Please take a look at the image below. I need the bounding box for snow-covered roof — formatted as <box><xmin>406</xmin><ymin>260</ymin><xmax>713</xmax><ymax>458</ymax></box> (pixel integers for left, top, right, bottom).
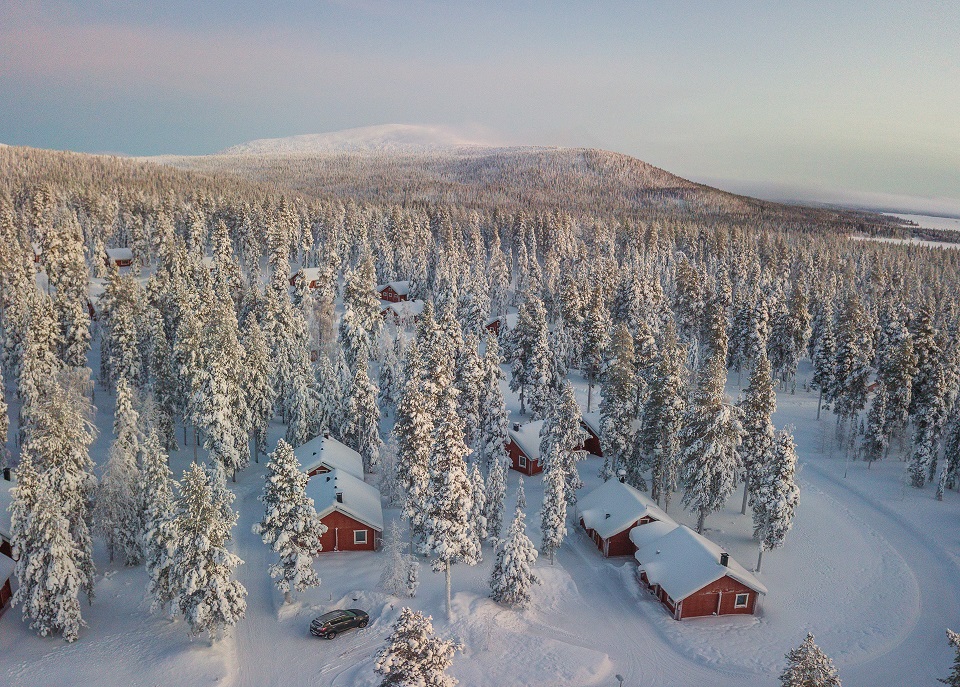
<box><xmin>295</xmin><ymin>435</ymin><xmax>364</xmax><ymax>480</ymax></box>
<box><xmin>486</xmin><ymin>313</ymin><xmax>519</xmax><ymax>330</ymax></box>
<box><xmin>31</xmin><ymin>241</ymin><xmax>42</xmax><ymax>257</ymax></box>
<box><xmin>377</xmin><ymin>280</ymin><xmax>410</xmax><ymax>296</ymax></box>
<box><xmin>305</xmin><ymin>469</ymin><xmax>384</xmax><ymax>532</ymax></box>
<box><xmin>508</xmin><ymin>420</ymin><xmax>545</xmax><ymax>462</ymax></box>
<box><xmin>634</xmin><ymin>525</ymin><xmax>767</xmax><ymax>601</ymax></box>
<box><xmin>0</xmin><ymin>478</ymin><xmax>14</xmax><ymax>542</ymax></box>
<box><xmin>297</xmin><ymin>267</ymin><xmax>324</xmax><ymax>283</ymax></box>
<box><xmin>577</xmin><ymin>479</ymin><xmax>674</xmax><ymax>540</ymax></box>
<box><xmin>104</xmin><ymin>247</ymin><xmax>134</xmax><ymax>261</ymax></box>
<box><xmin>580</xmin><ymin>411</ymin><xmax>641</xmax><ymax>440</ymax></box>
<box><xmin>0</xmin><ymin>552</ymin><xmax>13</xmax><ymax>584</ymax></box>
<box><xmin>381</xmin><ymin>299</ymin><xmax>425</xmax><ymax>319</ymax></box>
<box><xmin>628</xmin><ymin>520</ymin><xmax>678</xmax><ymax>551</ymax></box>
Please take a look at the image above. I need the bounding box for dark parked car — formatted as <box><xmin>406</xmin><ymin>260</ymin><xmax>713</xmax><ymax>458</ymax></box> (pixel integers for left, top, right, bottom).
<box><xmin>310</xmin><ymin>609</ymin><xmax>369</xmax><ymax>639</ymax></box>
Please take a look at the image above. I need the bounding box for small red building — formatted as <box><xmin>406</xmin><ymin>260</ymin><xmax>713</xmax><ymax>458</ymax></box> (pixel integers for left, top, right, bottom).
<box><xmin>380</xmin><ymin>299</ymin><xmax>425</xmax><ymax>326</ymax></box>
<box><xmin>506</xmin><ymin>421</ymin><xmax>544</xmax><ymax>475</ymax></box>
<box><xmin>579</xmin><ymin>411</ymin><xmax>604</xmax><ymax>456</ymax></box>
<box><xmin>104</xmin><ymin>247</ymin><xmax>134</xmax><ymax>268</ymax></box>
<box><xmin>376</xmin><ymin>281</ymin><xmax>410</xmax><ymax>303</ymax></box>
<box><xmin>306</xmin><ymin>469</ymin><xmax>383</xmax><ymax>553</ymax></box>
<box><xmin>0</xmin><ymin>475</ymin><xmax>13</xmax><ymax>560</ymax></box>
<box><xmin>295</xmin><ymin>434</ymin><xmax>364</xmax><ymax>480</ymax></box>
<box><xmin>634</xmin><ymin>525</ymin><xmax>767</xmax><ymax>620</ymax></box>
<box><xmin>290</xmin><ymin>267</ymin><xmax>325</xmax><ymax>289</ymax></box>
<box><xmin>32</xmin><ymin>242</ymin><xmax>42</xmax><ymax>264</ymax></box>
<box><xmin>0</xmin><ymin>552</ymin><xmax>13</xmax><ymax>616</ymax></box>
<box><xmin>484</xmin><ymin>312</ymin><xmax>518</xmax><ymax>338</ymax></box>
<box><xmin>577</xmin><ymin>477</ymin><xmax>673</xmax><ymax>557</ymax></box>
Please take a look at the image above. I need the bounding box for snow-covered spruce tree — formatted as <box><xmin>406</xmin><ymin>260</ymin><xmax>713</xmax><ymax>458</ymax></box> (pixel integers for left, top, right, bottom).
<box><xmin>421</xmin><ymin>351</ymin><xmax>480</xmax><ymax>620</ymax></box>
<box><xmin>345</xmin><ymin>363</ymin><xmax>382</xmax><ymax>473</ymax></box>
<box><xmin>680</xmin><ymin>352</ymin><xmax>744</xmax><ymax>534</ymax></box>
<box><xmin>909</xmin><ymin>348</ymin><xmax>951</xmax><ymax>488</ymax></box>
<box><xmin>538</xmin><ymin>380</ymin><xmax>588</xmax><ymax>500</ymax></box>
<box><xmin>284</xmin><ymin>348</ymin><xmax>319</xmax><ymax>450</ymax></box>
<box><xmin>243</xmin><ymin>319</ymin><xmax>275</xmax><ymax>463</ymax></box>
<box><xmin>170</xmin><ymin>463</ymin><xmax>247</xmax><ymax>639</ymax></box>
<box><xmin>373</xmin><ymin>607</ymin><xmax>462</xmax><ymax>687</ymax></box>
<box><xmin>46</xmin><ymin>211</ymin><xmax>91</xmax><ymax>369</ymax></box>
<box><xmin>11</xmin><ymin>454</ymin><xmax>85</xmax><ymax>642</ymax></box>
<box><xmin>811</xmin><ymin>301</ymin><xmax>837</xmax><ymax>419</ymax></box>
<box><xmin>738</xmin><ymin>349</ymin><xmax>776</xmax><ymax>515</ymax></box>
<box><xmin>378</xmin><ymin>521</ymin><xmax>419</xmax><ymax>598</ymax></box>
<box><xmin>468</xmin><ymin>462</ymin><xmax>487</xmax><ymax>555</ymax></box>
<box><xmin>752</xmin><ymin>428</ymin><xmax>800</xmax><ymax>572</ymax></box>
<box><xmin>778</xmin><ymin>633</ymin><xmax>842</xmax><ymax>687</ymax></box>
<box><xmin>490</xmin><ymin>504</ymin><xmax>541</xmax><ymax>608</ymax></box>
<box><xmin>0</xmin><ymin>363</ymin><xmax>8</xmax><ymax>465</ymax></box>
<box><xmin>94</xmin><ymin>376</ymin><xmax>144</xmax><ymax>565</ymax></box>
<box><xmin>476</xmin><ymin>333</ymin><xmax>511</xmax><ymax>476</ymax></box>
<box><xmin>485</xmin><ymin>450</ymin><xmax>508</xmax><ymax>543</ymax></box>
<box><xmin>941</xmin><ymin>629</ymin><xmax>960</xmax><ymax>687</ymax></box>
<box><xmin>876</xmin><ymin>322</ymin><xmax>917</xmax><ymax>445</ymax></box>
<box><xmin>313</xmin><ymin>352</ymin><xmax>342</xmax><ymax>440</ymax></box>
<box><xmin>377</xmin><ymin>338</ymin><xmax>401</xmax><ymax>416</ymax></box>
<box><xmin>454</xmin><ymin>334</ymin><xmax>484</xmax><ymax>449</ymax></box>
<box><xmin>23</xmin><ymin>368</ymin><xmax>98</xmax><ymax>602</ymax></box>
<box><xmin>539</xmin><ymin>445</ymin><xmax>568</xmax><ymax>564</ymax></box>
<box><xmin>641</xmin><ymin>323</ymin><xmax>687</xmax><ymax>512</ymax></box>
<box><xmin>17</xmin><ymin>292</ymin><xmax>60</xmax><ymax>443</ymax></box>
<box><xmin>831</xmin><ymin>292</ymin><xmax>873</xmax><ymax>447</ymax></box>
<box><xmin>599</xmin><ymin>324</ymin><xmax>638</xmax><ymax>482</ymax></box>
<box><xmin>393</xmin><ymin>340</ymin><xmax>434</xmax><ymax>545</ymax></box>
<box><xmin>253</xmin><ymin>439</ymin><xmax>326</xmax><ymax>603</ymax></box>
<box><xmin>581</xmin><ymin>285</ymin><xmax>611</xmax><ymax>413</ymax></box>
<box><xmin>141</xmin><ymin>428</ymin><xmax>178</xmax><ymax>617</ymax></box>
<box><xmin>508</xmin><ymin>294</ymin><xmax>552</xmax><ymax>418</ymax></box>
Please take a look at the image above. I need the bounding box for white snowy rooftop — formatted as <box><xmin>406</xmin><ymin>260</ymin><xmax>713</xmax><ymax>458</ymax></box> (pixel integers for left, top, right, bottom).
<box><xmin>381</xmin><ymin>299</ymin><xmax>425</xmax><ymax>319</ymax></box>
<box><xmin>305</xmin><ymin>469</ymin><xmax>384</xmax><ymax>532</ymax></box>
<box><xmin>580</xmin><ymin>411</ymin><xmax>641</xmax><ymax>440</ymax></box>
<box><xmin>295</xmin><ymin>435</ymin><xmax>364</xmax><ymax>480</ymax></box>
<box><xmin>577</xmin><ymin>478</ymin><xmax>673</xmax><ymax>540</ymax></box>
<box><xmin>297</xmin><ymin>267</ymin><xmax>324</xmax><ymax>283</ymax></box>
<box><xmin>485</xmin><ymin>313</ymin><xmax>519</xmax><ymax>330</ymax></box>
<box><xmin>634</xmin><ymin>525</ymin><xmax>767</xmax><ymax>601</ymax></box>
<box><xmin>0</xmin><ymin>478</ymin><xmax>14</xmax><ymax>542</ymax></box>
<box><xmin>0</xmin><ymin>552</ymin><xmax>13</xmax><ymax>584</ymax></box>
<box><xmin>376</xmin><ymin>280</ymin><xmax>410</xmax><ymax>296</ymax></box>
<box><xmin>508</xmin><ymin>419</ymin><xmax>545</xmax><ymax>462</ymax></box>
<box><xmin>104</xmin><ymin>247</ymin><xmax>134</xmax><ymax>261</ymax></box>
<box><xmin>628</xmin><ymin>519</ymin><xmax>678</xmax><ymax>550</ymax></box>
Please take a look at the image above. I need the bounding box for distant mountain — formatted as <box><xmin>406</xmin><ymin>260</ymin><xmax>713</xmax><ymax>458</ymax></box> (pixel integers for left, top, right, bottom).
<box><xmin>217</xmin><ymin>124</ymin><xmax>513</xmax><ymax>156</ymax></box>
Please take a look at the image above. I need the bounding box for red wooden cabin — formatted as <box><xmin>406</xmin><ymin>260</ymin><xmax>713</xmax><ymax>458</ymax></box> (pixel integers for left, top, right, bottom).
<box><xmin>104</xmin><ymin>247</ymin><xmax>134</xmax><ymax>268</ymax></box>
<box><xmin>506</xmin><ymin>421</ymin><xmax>544</xmax><ymax>476</ymax></box>
<box><xmin>577</xmin><ymin>477</ymin><xmax>673</xmax><ymax>557</ymax></box>
<box><xmin>0</xmin><ymin>552</ymin><xmax>13</xmax><ymax>617</ymax></box>
<box><xmin>290</xmin><ymin>267</ymin><xmax>324</xmax><ymax>289</ymax></box>
<box><xmin>295</xmin><ymin>434</ymin><xmax>365</xmax><ymax>480</ymax></box>
<box><xmin>306</xmin><ymin>469</ymin><xmax>383</xmax><ymax>553</ymax></box>
<box><xmin>376</xmin><ymin>281</ymin><xmax>410</xmax><ymax>303</ymax></box>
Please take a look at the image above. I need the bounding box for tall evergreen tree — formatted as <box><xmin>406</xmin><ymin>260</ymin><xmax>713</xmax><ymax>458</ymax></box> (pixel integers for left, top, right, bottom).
<box><xmin>141</xmin><ymin>429</ymin><xmax>178</xmax><ymax>617</ymax></box>
<box><xmin>778</xmin><ymin>633</ymin><xmax>842</xmax><ymax>687</ymax></box>
<box><xmin>489</xmin><ymin>505</ymin><xmax>540</xmax><ymax>608</ymax></box>
<box><xmin>345</xmin><ymin>363</ymin><xmax>382</xmax><ymax>473</ymax></box>
<box><xmin>539</xmin><ymin>446</ymin><xmax>568</xmax><ymax>564</ymax></box>
<box><xmin>599</xmin><ymin>324</ymin><xmax>638</xmax><ymax>481</ymax></box>
<box><xmin>476</xmin><ymin>333</ymin><xmax>511</xmax><ymax>476</ymax></box>
<box><xmin>831</xmin><ymin>293</ymin><xmax>873</xmax><ymax>443</ymax></box>
<box><xmin>243</xmin><ymin>319</ymin><xmax>276</xmax><ymax>462</ymax></box>
<box><xmin>373</xmin><ymin>607</ymin><xmax>461</xmax><ymax>687</ymax></box>
<box><xmin>752</xmin><ymin>428</ymin><xmax>800</xmax><ymax>572</ymax></box>
<box><xmin>485</xmin><ymin>451</ymin><xmax>508</xmax><ymax>543</ymax></box>
<box><xmin>581</xmin><ymin>286</ymin><xmax>611</xmax><ymax>413</ymax></box>
<box><xmin>538</xmin><ymin>381</ymin><xmax>588</xmax><ymax>500</ymax></box>
<box><xmin>738</xmin><ymin>349</ymin><xmax>776</xmax><ymax>515</ymax></box>
<box><xmin>508</xmin><ymin>295</ymin><xmax>552</xmax><ymax>418</ymax></box>
<box><xmin>393</xmin><ymin>341</ymin><xmax>433</xmax><ymax>546</ymax></box>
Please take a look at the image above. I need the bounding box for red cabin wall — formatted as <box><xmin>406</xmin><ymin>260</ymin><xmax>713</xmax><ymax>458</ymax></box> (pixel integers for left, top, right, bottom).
<box><xmin>677</xmin><ymin>576</ymin><xmax>758</xmax><ymax>619</ymax></box>
<box><xmin>485</xmin><ymin>319</ymin><xmax>501</xmax><ymax>336</ymax></box>
<box><xmin>507</xmin><ymin>440</ymin><xmax>542</xmax><ymax>476</ymax></box>
<box><xmin>317</xmin><ymin>511</ymin><xmax>380</xmax><ymax>552</ymax></box>
<box><xmin>578</xmin><ymin>422</ymin><xmax>602</xmax><ymax>456</ymax></box>
<box><xmin>306</xmin><ymin>465</ymin><xmax>331</xmax><ymax>478</ymax></box>
<box><xmin>0</xmin><ymin>539</ymin><xmax>12</xmax><ymax>559</ymax></box>
<box><xmin>0</xmin><ymin>578</ymin><xmax>11</xmax><ymax>615</ymax></box>
<box><xmin>379</xmin><ymin>287</ymin><xmax>406</xmax><ymax>303</ymax></box>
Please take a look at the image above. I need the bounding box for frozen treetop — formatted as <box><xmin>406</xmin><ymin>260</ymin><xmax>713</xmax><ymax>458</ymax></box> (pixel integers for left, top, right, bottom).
<box><xmin>376</xmin><ymin>281</ymin><xmax>411</xmax><ymax>296</ymax></box>
<box><xmin>634</xmin><ymin>525</ymin><xmax>768</xmax><ymax>601</ymax></box>
<box><xmin>305</xmin><ymin>469</ymin><xmax>384</xmax><ymax>532</ymax></box>
<box><xmin>628</xmin><ymin>520</ymin><xmax>679</xmax><ymax>551</ymax></box>
<box><xmin>577</xmin><ymin>478</ymin><xmax>673</xmax><ymax>540</ymax></box>
<box><xmin>508</xmin><ymin>419</ymin><xmax>546</xmax><ymax>463</ymax></box>
<box><xmin>0</xmin><ymin>551</ymin><xmax>13</xmax><ymax>585</ymax></box>
<box><xmin>0</xmin><ymin>478</ymin><xmax>14</xmax><ymax>542</ymax></box>
<box><xmin>295</xmin><ymin>435</ymin><xmax>364</xmax><ymax>480</ymax></box>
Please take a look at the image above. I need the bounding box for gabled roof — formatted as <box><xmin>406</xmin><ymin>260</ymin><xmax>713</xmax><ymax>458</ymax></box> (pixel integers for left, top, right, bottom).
<box><xmin>104</xmin><ymin>247</ymin><xmax>134</xmax><ymax>261</ymax></box>
<box><xmin>295</xmin><ymin>435</ymin><xmax>364</xmax><ymax>480</ymax></box>
<box><xmin>380</xmin><ymin>300</ymin><xmax>425</xmax><ymax>318</ymax></box>
<box><xmin>0</xmin><ymin>552</ymin><xmax>13</xmax><ymax>584</ymax></box>
<box><xmin>305</xmin><ymin>469</ymin><xmax>384</xmax><ymax>532</ymax></box>
<box><xmin>297</xmin><ymin>267</ymin><xmax>324</xmax><ymax>282</ymax></box>
<box><xmin>577</xmin><ymin>478</ymin><xmax>673</xmax><ymax>540</ymax></box>
<box><xmin>377</xmin><ymin>280</ymin><xmax>410</xmax><ymax>296</ymax></box>
<box><xmin>628</xmin><ymin>519</ymin><xmax>678</xmax><ymax>550</ymax></box>
<box><xmin>0</xmin><ymin>478</ymin><xmax>14</xmax><ymax>542</ymax></box>
<box><xmin>634</xmin><ymin>525</ymin><xmax>767</xmax><ymax>601</ymax></box>
<box><xmin>580</xmin><ymin>411</ymin><xmax>641</xmax><ymax>440</ymax></box>
<box><xmin>508</xmin><ymin>420</ymin><xmax>545</xmax><ymax>463</ymax></box>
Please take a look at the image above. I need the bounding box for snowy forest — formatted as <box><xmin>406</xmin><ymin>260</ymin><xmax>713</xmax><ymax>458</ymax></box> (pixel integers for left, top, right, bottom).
<box><xmin>1</xmin><ymin>142</ymin><xmax>960</xmax><ymax>687</ymax></box>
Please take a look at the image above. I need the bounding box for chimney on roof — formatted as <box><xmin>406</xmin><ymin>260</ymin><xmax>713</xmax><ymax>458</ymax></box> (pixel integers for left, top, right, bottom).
<box><xmin>617</xmin><ymin>469</ymin><xmax>626</xmax><ymax>483</ymax></box>
<box><xmin>513</xmin><ymin>422</ymin><xmax>521</xmax><ymax>432</ymax></box>
<box><xmin>336</xmin><ymin>492</ymin><xmax>343</xmax><ymax>503</ymax></box>
<box><xmin>2</xmin><ymin>467</ymin><xmax>10</xmax><ymax>481</ymax></box>
<box><xmin>720</xmin><ymin>552</ymin><xmax>729</xmax><ymax>567</ymax></box>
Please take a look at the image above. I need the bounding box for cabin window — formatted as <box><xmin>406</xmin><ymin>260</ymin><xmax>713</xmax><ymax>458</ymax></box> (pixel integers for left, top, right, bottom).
<box><xmin>734</xmin><ymin>593</ymin><xmax>749</xmax><ymax>608</ymax></box>
<box><xmin>354</xmin><ymin>530</ymin><xmax>368</xmax><ymax>544</ymax></box>
<box><xmin>518</xmin><ymin>455</ymin><xmax>527</xmax><ymax>468</ymax></box>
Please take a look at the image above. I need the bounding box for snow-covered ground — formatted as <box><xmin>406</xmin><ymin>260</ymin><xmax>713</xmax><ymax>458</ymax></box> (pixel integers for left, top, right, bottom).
<box><xmin>885</xmin><ymin>212</ymin><xmax>960</xmax><ymax>233</ymax></box>
<box><xmin>2</xmin><ymin>360</ymin><xmax>958</xmax><ymax>686</ymax></box>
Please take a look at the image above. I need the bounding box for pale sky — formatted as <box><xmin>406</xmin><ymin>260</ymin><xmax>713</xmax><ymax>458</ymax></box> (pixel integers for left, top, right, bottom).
<box><xmin>2</xmin><ymin>1</ymin><xmax>958</xmax><ymax>213</ymax></box>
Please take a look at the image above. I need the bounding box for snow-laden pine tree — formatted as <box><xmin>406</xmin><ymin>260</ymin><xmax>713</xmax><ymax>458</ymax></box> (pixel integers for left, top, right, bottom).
<box><xmin>0</xmin><ymin>363</ymin><xmax>8</xmax><ymax>465</ymax></box>
<box><xmin>508</xmin><ymin>294</ymin><xmax>552</xmax><ymax>418</ymax></box>
<box><xmin>538</xmin><ymin>380</ymin><xmax>588</xmax><ymax>500</ymax></box>
<box><xmin>17</xmin><ymin>292</ymin><xmax>60</xmax><ymax>442</ymax></box>
<box><xmin>284</xmin><ymin>348</ymin><xmax>319</xmax><ymax>450</ymax></box>
<box><xmin>581</xmin><ymin>286</ymin><xmax>611</xmax><ymax>413</ymax></box>
<box><xmin>253</xmin><ymin>439</ymin><xmax>326</xmax><ymax>603</ymax></box>
<box><xmin>476</xmin><ymin>333</ymin><xmax>511</xmax><ymax>476</ymax></box>
<box><xmin>752</xmin><ymin>428</ymin><xmax>800</xmax><ymax>572</ymax></box>
<box><xmin>243</xmin><ymin>319</ymin><xmax>275</xmax><ymax>463</ymax></box>
<box><xmin>11</xmin><ymin>453</ymin><xmax>85</xmax><ymax>642</ymax></box>
<box><xmin>170</xmin><ymin>463</ymin><xmax>247</xmax><ymax>639</ymax></box>
<box><xmin>641</xmin><ymin>322</ymin><xmax>687</xmax><ymax>512</ymax></box>
<box><xmin>941</xmin><ymin>629</ymin><xmax>960</xmax><ymax>687</ymax></box>
<box><xmin>345</xmin><ymin>363</ymin><xmax>381</xmax><ymax>473</ymax></box>
<box><xmin>831</xmin><ymin>293</ymin><xmax>873</xmax><ymax>445</ymax></box>
<box><xmin>393</xmin><ymin>340</ymin><xmax>434</xmax><ymax>546</ymax></box>
<box><xmin>599</xmin><ymin>324</ymin><xmax>638</xmax><ymax>482</ymax></box>
<box><xmin>811</xmin><ymin>301</ymin><xmax>837</xmax><ymax>418</ymax></box>
<box><xmin>377</xmin><ymin>338</ymin><xmax>401</xmax><ymax>416</ymax></box>
<box><xmin>94</xmin><ymin>377</ymin><xmax>144</xmax><ymax>565</ymax></box>
<box><xmin>141</xmin><ymin>428</ymin><xmax>178</xmax><ymax>617</ymax></box>
<box><xmin>468</xmin><ymin>462</ymin><xmax>487</xmax><ymax>555</ymax></box>
<box><xmin>490</xmin><ymin>504</ymin><xmax>541</xmax><ymax>608</ymax></box>
<box><xmin>778</xmin><ymin>633</ymin><xmax>842</xmax><ymax>687</ymax></box>
<box><xmin>378</xmin><ymin>521</ymin><xmax>420</xmax><ymax>598</ymax></box>
<box><xmin>909</xmin><ymin>345</ymin><xmax>951</xmax><ymax>488</ymax></box>
<box><xmin>539</xmin><ymin>445</ymin><xmax>567</xmax><ymax>564</ymax></box>
<box><xmin>373</xmin><ymin>607</ymin><xmax>462</xmax><ymax>687</ymax></box>
<box><xmin>421</xmin><ymin>349</ymin><xmax>480</xmax><ymax>620</ymax></box>
<box><xmin>313</xmin><ymin>352</ymin><xmax>343</xmax><ymax>440</ymax></box>
<box><xmin>738</xmin><ymin>349</ymin><xmax>776</xmax><ymax>515</ymax></box>
<box><xmin>876</xmin><ymin>320</ymin><xmax>917</xmax><ymax>445</ymax></box>
<box><xmin>680</xmin><ymin>352</ymin><xmax>744</xmax><ymax>533</ymax></box>
<box><xmin>454</xmin><ymin>334</ymin><xmax>484</xmax><ymax>448</ymax></box>
<box><xmin>485</xmin><ymin>450</ymin><xmax>508</xmax><ymax>543</ymax></box>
